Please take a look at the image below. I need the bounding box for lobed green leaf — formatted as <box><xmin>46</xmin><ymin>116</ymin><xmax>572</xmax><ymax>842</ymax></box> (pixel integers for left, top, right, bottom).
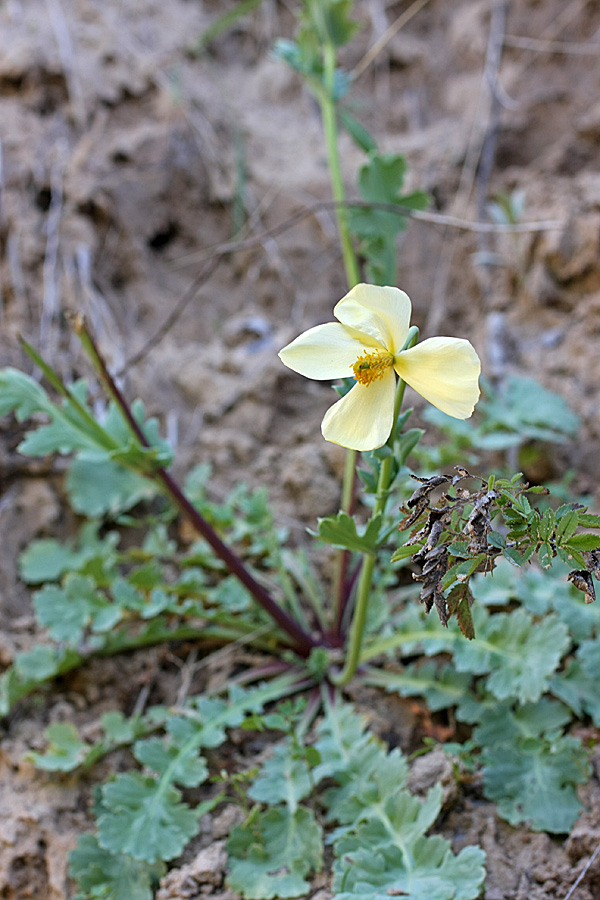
<box><xmin>69</xmin><ymin>834</ymin><xmax>165</xmax><ymax>900</ymax></box>
<box><xmin>227</xmin><ymin>806</ymin><xmax>323</xmax><ymax>899</ymax></box>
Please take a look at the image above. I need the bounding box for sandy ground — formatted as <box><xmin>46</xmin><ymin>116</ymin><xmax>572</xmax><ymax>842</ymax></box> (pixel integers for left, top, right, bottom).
<box><xmin>2</xmin><ymin>0</ymin><xmax>600</xmax><ymax>897</ymax></box>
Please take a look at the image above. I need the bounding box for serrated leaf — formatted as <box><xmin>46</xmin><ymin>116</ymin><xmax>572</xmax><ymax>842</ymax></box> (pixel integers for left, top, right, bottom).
<box><xmin>563</xmin><ymin>533</ymin><xmax>600</xmax><ymax>552</ymax></box>
<box><xmin>550</xmin><ymin>657</ymin><xmax>600</xmax><ymax>725</ymax></box>
<box><xmin>577</xmin><ymin>513</ymin><xmax>600</xmax><ymax>528</ymax></box>
<box><xmin>475</xmin><ymin>558</ymin><xmax>600</xmax><ymax>641</ymax></box>
<box><xmin>313</xmin><ymin>702</ymin><xmax>373</xmax><ymax>782</ymax></box>
<box><xmin>66</xmin><ymin>458</ymin><xmax>158</xmax><ymax>516</ymax></box>
<box><xmin>442</xmin><ymin>555</ymin><xmax>486</xmax><ymax>592</ymax></box>
<box><xmin>15</xmin><ymin>377</ymin><xmax>114</xmax><ymax>458</ymax></box>
<box><xmin>0</xmin><ymin>644</ymin><xmax>84</xmax><ymax>716</ymax></box>
<box><xmin>471</xmin><ymin>697</ymin><xmax>572</xmax><ymax>745</ymax></box>
<box><xmin>362</xmin><ymin>662</ymin><xmax>472</xmax><ymax>713</ymax></box>
<box><xmin>325</xmin><ymin>745</ymin><xmax>409</xmax><ymax>832</ymax></box>
<box><xmin>502</xmin><ymin>545</ymin><xmax>535</xmax><ymax>567</ymax></box>
<box><xmin>538</xmin><ymin>508</ymin><xmax>556</xmax><ymax>541</ymax></box>
<box><xmin>538</xmin><ymin>541</ymin><xmax>553</xmax><ymax>569</ymax></box>
<box><xmin>133</xmin><ymin>737</ymin><xmax>209</xmax><ymax>788</ymax></box>
<box><xmin>19</xmin><ymin>521</ymin><xmax>119</xmax><ymax>584</ymax></box>
<box><xmin>348</xmin><ymin>151</ymin><xmax>428</xmax><ymax>284</ymax></box>
<box><xmin>227</xmin><ymin>806</ymin><xmax>323</xmax><ymax>899</ymax></box>
<box><xmin>19</xmin><ymin>539</ymin><xmax>89</xmax><ymax>585</ymax></box>
<box><xmin>487</xmin><ymin>530</ymin><xmax>506</xmax><ymax>549</ymax></box>
<box><xmin>453</xmin><ymin>608</ymin><xmax>570</xmax><ymax>703</ymax></box>
<box><xmin>95</xmin><ymin>677</ymin><xmax>304</xmax><ymax>865</ymax></box>
<box><xmin>333</xmin><ymin>839</ymin><xmax>486</xmax><ymax>900</ymax></box>
<box><xmin>555</xmin><ymin>509</ymin><xmax>579</xmax><ymax>542</ymax></box>
<box><xmin>481</xmin><ymin>734</ymin><xmax>589</xmax><ymax>832</ymax></box>
<box><xmin>0</xmin><ymin>368</ymin><xmax>52</xmax><ymax>418</ymax></box>
<box><xmin>28</xmin><ymin>722</ymin><xmax>89</xmax><ymax>772</ymax></box>
<box><xmin>69</xmin><ymin>834</ymin><xmax>166</xmax><ymax>900</ymax></box>
<box><xmin>332</xmin><ymin>786</ymin><xmax>485</xmax><ymax>900</ymax></box>
<box><xmin>13</xmin><ymin>644</ymin><xmax>80</xmax><ymax>682</ymax></box>
<box><xmin>249</xmin><ymin>739</ymin><xmax>312</xmax><ymax>812</ymax></box>
<box><xmin>33</xmin><ymin>574</ymin><xmax>122</xmax><ymax>644</ymax></box>
<box><xmin>0</xmin><ymin>367</ymin><xmax>171</xmax><ymax>493</ymax></box>
<box><xmin>98</xmin><ymin>773</ymin><xmax>202</xmax><ymax>862</ymax></box>
<box><xmin>311</xmin><ymin>511</ymin><xmax>382</xmax><ymax>554</ymax></box>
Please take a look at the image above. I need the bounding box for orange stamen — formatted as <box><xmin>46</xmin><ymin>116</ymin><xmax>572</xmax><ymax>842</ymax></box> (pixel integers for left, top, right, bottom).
<box><xmin>352</xmin><ymin>349</ymin><xmax>394</xmax><ymax>386</ymax></box>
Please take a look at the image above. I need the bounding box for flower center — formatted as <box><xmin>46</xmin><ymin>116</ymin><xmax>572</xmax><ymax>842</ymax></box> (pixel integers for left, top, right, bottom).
<box><xmin>351</xmin><ymin>349</ymin><xmax>394</xmax><ymax>386</ymax></box>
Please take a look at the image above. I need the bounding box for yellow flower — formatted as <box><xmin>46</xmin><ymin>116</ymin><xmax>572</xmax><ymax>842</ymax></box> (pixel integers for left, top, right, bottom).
<box><xmin>278</xmin><ymin>284</ymin><xmax>481</xmax><ymax>451</ymax></box>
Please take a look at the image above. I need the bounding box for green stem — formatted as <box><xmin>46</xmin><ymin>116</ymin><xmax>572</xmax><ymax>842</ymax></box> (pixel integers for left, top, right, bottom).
<box><xmin>318</xmin><ymin>37</ymin><xmax>362</xmax><ymax>633</ymax></box>
<box><xmin>331</xmin><ymin>328</ymin><xmax>419</xmax><ymax>686</ymax></box>
<box><xmin>330</xmin><ymin>449</ymin><xmax>392</xmax><ymax>686</ymax></box>
<box><xmin>331</xmin><ymin>445</ymin><xmax>357</xmax><ymax>635</ymax></box>
<box><xmin>319</xmin><ymin>42</ymin><xmax>360</xmax><ymax>290</ymax></box>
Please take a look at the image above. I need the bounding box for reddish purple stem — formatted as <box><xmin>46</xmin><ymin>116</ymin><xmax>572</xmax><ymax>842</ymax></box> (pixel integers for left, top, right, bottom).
<box><xmin>81</xmin><ymin>322</ymin><xmax>318</xmax><ymax>658</ymax></box>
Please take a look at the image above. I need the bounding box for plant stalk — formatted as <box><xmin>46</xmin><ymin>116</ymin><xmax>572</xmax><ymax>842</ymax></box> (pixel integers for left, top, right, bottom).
<box><xmin>332</xmin><ymin>327</ymin><xmax>419</xmax><ymax>686</ymax></box>
<box><xmin>319</xmin><ymin>42</ymin><xmax>360</xmax><ymax>289</ymax></box>
<box><xmin>74</xmin><ymin>318</ymin><xmax>318</xmax><ymax>658</ymax></box>
<box><xmin>317</xmin><ymin>37</ymin><xmax>363</xmax><ymax>635</ymax></box>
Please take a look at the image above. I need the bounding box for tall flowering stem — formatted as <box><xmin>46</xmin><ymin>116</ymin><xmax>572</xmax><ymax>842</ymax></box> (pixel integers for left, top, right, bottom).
<box><xmin>73</xmin><ymin>317</ymin><xmax>318</xmax><ymax>659</ymax></box>
<box><xmin>331</xmin><ymin>327</ymin><xmax>419</xmax><ymax>687</ymax></box>
<box><xmin>319</xmin><ymin>42</ymin><xmax>360</xmax><ymax>290</ymax></box>
<box><xmin>316</xmin><ymin>37</ymin><xmax>361</xmax><ymax>632</ymax></box>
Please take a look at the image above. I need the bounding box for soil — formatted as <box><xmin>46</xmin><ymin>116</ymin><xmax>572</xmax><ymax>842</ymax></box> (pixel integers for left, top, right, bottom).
<box><xmin>1</xmin><ymin>0</ymin><xmax>600</xmax><ymax>897</ymax></box>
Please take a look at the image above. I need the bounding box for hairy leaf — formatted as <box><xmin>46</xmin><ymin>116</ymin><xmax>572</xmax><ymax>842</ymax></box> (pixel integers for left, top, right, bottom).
<box><xmin>33</xmin><ymin>574</ymin><xmax>122</xmax><ymax>644</ymax></box>
<box><xmin>550</xmin><ymin>658</ymin><xmax>600</xmax><ymax>725</ymax></box>
<box><xmin>453</xmin><ymin>608</ymin><xmax>570</xmax><ymax>703</ymax></box>
<box><xmin>98</xmin><ymin>772</ymin><xmax>203</xmax><ymax>863</ymax></box>
<box><xmin>332</xmin><ymin>785</ymin><xmax>485</xmax><ymax>900</ymax></box>
<box><xmin>248</xmin><ymin>739</ymin><xmax>312</xmax><ymax>812</ymax></box>
<box><xmin>69</xmin><ymin>834</ymin><xmax>165</xmax><ymax>900</ymax></box>
<box><xmin>27</xmin><ymin>723</ymin><xmax>89</xmax><ymax>772</ymax></box>
<box><xmin>464</xmin><ymin>697</ymin><xmax>572</xmax><ymax>753</ymax></box>
<box><xmin>227</xmin><ymin>806</ymin><xmax>323</xmax><ymax>899</ymax></box>
<box><xmin>66</xmin><ymin>458</ymin><xmax>158</xmax><ymax>516</ymax></box>
<box><xmin>324</xmin><ymin>746</ymin><xmax>409</xmax><ymax>834</ymax></box>
<box><xmin>19</xmin><ymin>523</ymin><xmax>119</xmax><ymax>584</ymax></box>
<box><xmin>312</xmin><ymin>702</ymin><xmax>374</xmax><ymax>782</ymax></box>
<box><xmin>481</xmin><ymin>734</ymin><xmax>589</xmax><ymax>832</ymax></box>
<box><xmin>133</xmin><ymin>737</ymin><xmax>209</xmax><ymax>788</ymax></box>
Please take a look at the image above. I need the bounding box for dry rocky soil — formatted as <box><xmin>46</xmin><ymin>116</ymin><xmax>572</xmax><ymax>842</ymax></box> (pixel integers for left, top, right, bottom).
<box><xmin>2</xmin><ymin>0</ymin><xmax>600</xmax><ymax>897</ymax></box>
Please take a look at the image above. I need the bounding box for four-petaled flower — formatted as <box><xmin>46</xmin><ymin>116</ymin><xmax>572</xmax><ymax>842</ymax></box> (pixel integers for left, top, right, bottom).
<box><xmin>278</xmin><ymin>284</ymin><xmax>481</xmax><ymax>451</ymax></box>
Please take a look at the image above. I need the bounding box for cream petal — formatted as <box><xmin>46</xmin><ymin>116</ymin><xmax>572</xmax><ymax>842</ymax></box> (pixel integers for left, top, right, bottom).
<box><xmin>334</xmin><ymin>284</ymin><xmax>411</xmax><ymax>354</ymax></box>
<box><xmin>279</xmin><ymin>322</ymin><xmax>366</xmax><ymax>380</ymax></box>
<box><xmin>321</xmin><ymin>369</ymin><xmax>396</xmax><ymax>451</ymax></box>
<box><xmin>394</xmin><ymin>337</ymin><xmax>481</xmax><ymax>419</ymax></box>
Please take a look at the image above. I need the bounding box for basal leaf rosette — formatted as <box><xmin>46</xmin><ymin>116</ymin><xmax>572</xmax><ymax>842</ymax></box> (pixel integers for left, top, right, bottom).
<box><xmin>279</xmin><ymin>284</ymin><xmax>481</xmax><ymax>451</ymax></box>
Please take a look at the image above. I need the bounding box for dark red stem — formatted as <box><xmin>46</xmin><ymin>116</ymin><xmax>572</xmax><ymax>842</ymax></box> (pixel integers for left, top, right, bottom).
<box><xmin>77</xmin><ymin>319</ymin><xmax>318</xmax><ymax>658</ymax></box>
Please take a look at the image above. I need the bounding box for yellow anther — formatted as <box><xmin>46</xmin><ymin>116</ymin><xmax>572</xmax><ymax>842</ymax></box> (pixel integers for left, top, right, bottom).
<box><xmin>352</xmin><ymin>349</ymin><xmax>394</xmax><ymax>386</ymax></box>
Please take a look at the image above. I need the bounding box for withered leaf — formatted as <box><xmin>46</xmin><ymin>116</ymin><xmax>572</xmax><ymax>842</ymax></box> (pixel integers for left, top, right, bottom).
<box><xmin>584</xmin><ymin>549</ymin><xmax>600</xmax><ymax>580</ymax></box>
<box><xmin>568</xmin><ymin>569</ymin><xmax>596</xmax><ymax>604</ymax></box>
<box><xmin>447</xmin><ymin>583</ymin><xmax>475</xmax><ymax>639</ymax></box>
